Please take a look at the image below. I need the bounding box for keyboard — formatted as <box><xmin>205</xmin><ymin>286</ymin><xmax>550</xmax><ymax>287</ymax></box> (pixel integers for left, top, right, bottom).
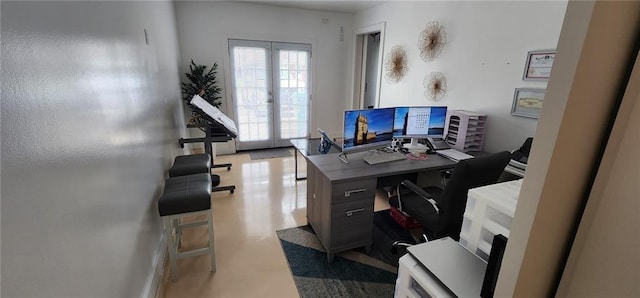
<box><xmin>363</xmin><ymin>151</ymin><xmax>407</xmax><ymax>165</ymax></box>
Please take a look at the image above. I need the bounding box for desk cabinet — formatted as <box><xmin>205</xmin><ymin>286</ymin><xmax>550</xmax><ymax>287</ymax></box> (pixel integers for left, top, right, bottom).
<box><xmin>307</xmin><ymin>163</ymin><xmax>376</xmax><ymax>262</ymax></box>
<box><xmin>303</xmin><ymin>150</ymin><xmax>456</xmax><ymax>263</ymax></box>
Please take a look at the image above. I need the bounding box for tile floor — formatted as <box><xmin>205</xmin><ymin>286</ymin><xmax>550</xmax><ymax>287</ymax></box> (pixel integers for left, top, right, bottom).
<box><xmin>159</xmin><ymin>149</ymin><xmax>390</xmax><ymax>298</ymax></box>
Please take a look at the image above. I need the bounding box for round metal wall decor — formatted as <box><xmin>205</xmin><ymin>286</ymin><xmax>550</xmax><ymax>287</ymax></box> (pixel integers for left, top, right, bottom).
<box><xmin>418</xmin><ymin>21</ymin><xmax>447</xmax><ymax>61</ymax></box>
<box><xmin>424</xmin><ymin>72</ymin><xmax>447</xmax><ymax>102</ymax></box>
<box><xmin>384</xmin><ymin>45</ymin><xmax>408</xmax><ymax>83</ymax></box>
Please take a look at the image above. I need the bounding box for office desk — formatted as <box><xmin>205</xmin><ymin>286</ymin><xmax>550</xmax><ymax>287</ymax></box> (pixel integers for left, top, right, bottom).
<box><xmin>305</xmin><ymin>150</ymin><xmax>457</xmax><ymax>262</ymax></box>
<box><xmin>290</xmin><ymin>138</ymin><xmax>341</xmax><ymax>180</ymax></box>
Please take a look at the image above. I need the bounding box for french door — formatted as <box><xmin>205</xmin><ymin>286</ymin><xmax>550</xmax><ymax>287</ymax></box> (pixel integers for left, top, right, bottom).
<box><xmin>228</xmin><ymin>39</ymin><xmax>311</xmax><ymax>150</ymax></box>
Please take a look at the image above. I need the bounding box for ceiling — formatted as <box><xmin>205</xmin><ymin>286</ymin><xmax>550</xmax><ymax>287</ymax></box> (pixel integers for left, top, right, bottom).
<box><xmin>236</xmin><ymin>1</ymin><xmax>385</xmax><ymax>13</ymax></box>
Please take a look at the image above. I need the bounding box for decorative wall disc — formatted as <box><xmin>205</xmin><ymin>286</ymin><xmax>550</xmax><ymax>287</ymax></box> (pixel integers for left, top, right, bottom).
<box><xmin>418</xmin><ymin>21</ymin><xmax>447</xmax><ymax>61</ymax></box>
<box><xmin>384</xmin><ymin>45</ymin><xmax>408</xmax><ymax>83</ymax></box>
<box><xmin>424</xmin><ymin>72</ymin><xmax>447</xmax><ymax>102</ymax></box>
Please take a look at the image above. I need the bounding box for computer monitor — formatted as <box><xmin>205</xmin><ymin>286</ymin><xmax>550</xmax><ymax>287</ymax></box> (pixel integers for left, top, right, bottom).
<box><xmin>393</xmin><ymin>106</ymin><xmax>447</xmax><ymax>150</ymax></box>
<box><xmin>342</xmin><ymin>107</ymin><xmax>395</xmax><ymax>152</ymax></box>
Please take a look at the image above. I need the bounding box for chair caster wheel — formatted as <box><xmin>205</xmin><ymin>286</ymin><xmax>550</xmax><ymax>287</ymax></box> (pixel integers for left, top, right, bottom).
<box><xmin>227</xmin><ymin>166</ymin><xmax>231</xmax><ymax>171</ymax></box>
<box><xmin>230</xmin><ymin>189</ymin><xmax>234</xmax><ymax>194</ymax></box>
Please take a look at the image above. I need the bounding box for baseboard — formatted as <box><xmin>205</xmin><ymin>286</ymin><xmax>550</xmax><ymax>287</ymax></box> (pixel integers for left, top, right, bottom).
<box><xmin>141</xmin><ymin>234</ymin><xmax>167</xmax><ymax>298</ymax></box>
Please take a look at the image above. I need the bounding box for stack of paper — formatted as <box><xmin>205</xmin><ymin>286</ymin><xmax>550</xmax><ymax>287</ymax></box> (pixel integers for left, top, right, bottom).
<box><xmin>437</xmin><ymin>149</ymin><xmax>474</xmax><ymax>162</ymax></box>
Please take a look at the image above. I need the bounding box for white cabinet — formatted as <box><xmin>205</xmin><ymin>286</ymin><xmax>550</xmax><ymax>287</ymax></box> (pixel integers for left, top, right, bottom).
<box><xmin>460</xmin><ymin>179</ymin><xmax>522</xmax><ymax>260</ymax></box>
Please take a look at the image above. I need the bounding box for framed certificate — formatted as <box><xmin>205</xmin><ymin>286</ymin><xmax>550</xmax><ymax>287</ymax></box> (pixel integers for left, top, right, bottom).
<box><xmin>522</xmin><ymin>50</ymin><xmax>555</xmax><ymax>80</ymax></box>
<box><xmin>512</xmin><ymin>88</ymin><xmax>545</xmax><ymax>119</ymax></box>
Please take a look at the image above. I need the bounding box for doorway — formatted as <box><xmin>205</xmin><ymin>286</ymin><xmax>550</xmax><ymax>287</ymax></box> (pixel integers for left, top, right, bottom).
<box><xmin>228</xmin><ymin>39</ymin><xmax>311</xmax><ymax>151</ymax></box>
<box><xmin>353</xmin><ymin>22</ymin><xmax>385</xmax><ymax>109</ymax></box>
<box><xmin>363</xmin><ymin>33</ymin><xmax>381</xmax><ymax>109</ymax></box>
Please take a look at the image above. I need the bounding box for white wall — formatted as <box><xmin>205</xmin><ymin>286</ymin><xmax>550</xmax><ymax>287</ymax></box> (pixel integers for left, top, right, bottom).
<box><xmin>1</xmin><ymin>1</ymin><xmax>184</xmax><ymax>297</ymax></box>
<box><xmin>174</xmin><ymin>2</ymin><xmax>354</xmax><ymax>153</ymax></box>
<box><xmin>354</xmin><ymin>1</ymin><xmax>567</xmax><ymax>152</ymax></box>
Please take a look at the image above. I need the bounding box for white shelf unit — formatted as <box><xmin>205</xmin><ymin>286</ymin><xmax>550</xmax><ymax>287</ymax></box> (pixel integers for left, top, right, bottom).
<box><xmin>460</xmin><ymin>179</ymin><xmax>522</xmax><ymax>261</ymax></box>
<box><xmin>443</xmin><ymin>110</ymin><xmax>487</xmax><ymax>152</ymax></box>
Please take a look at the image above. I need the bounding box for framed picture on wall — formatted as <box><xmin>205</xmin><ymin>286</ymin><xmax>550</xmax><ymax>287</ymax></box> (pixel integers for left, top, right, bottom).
<box><xmin>512</xmin><ymin>88</ymin><xmax>545</xmax><ymax>119</ymax></box>
<box><xmin>522</xmin><ymin>49</ymin><xmax>555</xmax><ymax>80</ymax></box>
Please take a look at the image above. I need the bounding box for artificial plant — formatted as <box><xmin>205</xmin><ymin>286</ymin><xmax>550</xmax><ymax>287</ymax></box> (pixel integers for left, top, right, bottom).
<box><xmin>181</xmin><ymin>59</ymin><xmax>223</xmax><ymax>126</ymax></box>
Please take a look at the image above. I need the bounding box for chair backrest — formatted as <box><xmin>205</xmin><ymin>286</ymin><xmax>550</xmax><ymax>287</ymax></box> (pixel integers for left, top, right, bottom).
<box><xmin>437</xmin><ymin>151</ymin><xmax>512</xmax><ymax>240</ymax></box>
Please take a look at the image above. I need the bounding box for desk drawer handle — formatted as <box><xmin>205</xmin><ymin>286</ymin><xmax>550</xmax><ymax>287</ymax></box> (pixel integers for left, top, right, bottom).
<box><xmin>344</xmin><ymin>188</ymin><xmax>366</xmax><ymax>197</ymax></box>
<box><xmin>345</xmin><ymin>208</ymin><xmax>365</xmax><ymax>217</ymax></box>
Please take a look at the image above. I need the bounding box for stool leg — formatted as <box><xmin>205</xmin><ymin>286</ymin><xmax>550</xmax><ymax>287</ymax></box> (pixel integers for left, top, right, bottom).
<box><xmin>207</xmin><ymin>210</ymin><xmax>216</xmax><ymax>273</ymax></box>
<box><xmin>173</xmin><ymin>218</ymin><xmax>182</xmax><ymax>248</ymax></box>
<box><xmin>164</xmin><ymin>217</ymin><xmax>179</xmax><ymax>281</ymax></box>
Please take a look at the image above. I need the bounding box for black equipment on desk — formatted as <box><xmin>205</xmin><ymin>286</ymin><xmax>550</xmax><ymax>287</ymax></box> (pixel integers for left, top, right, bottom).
<box><xmin>426</xmin><ymin>137</ymin><xmax>450</xmax><ymax>151</ymax></box>
<box><xmin>318</xmin><ymin>128</ymin><xmax>339</xmax><ymax>154</ymax></box>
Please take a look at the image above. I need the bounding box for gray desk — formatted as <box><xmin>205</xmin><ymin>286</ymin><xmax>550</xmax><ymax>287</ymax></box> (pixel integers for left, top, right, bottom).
<box><xmin>304</xmin><ymin>150</ymin><xmax>457</xmax><ymax>262</ymax></box>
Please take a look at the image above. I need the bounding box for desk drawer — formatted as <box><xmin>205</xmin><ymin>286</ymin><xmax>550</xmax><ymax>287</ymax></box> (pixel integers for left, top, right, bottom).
<box><xmin>330</xmin><ymin>199</ymin><xmax>374</xmax><ymax>249</ymax></box>
<box><xmin>331</xmin><ymin>198</ymin><xmax>373</xmax><ymax>220</ymax></box>
<box><xmin>331</xmin><ymin>179</ymin><xmax>376</xmax><ymax>203</ymax></box>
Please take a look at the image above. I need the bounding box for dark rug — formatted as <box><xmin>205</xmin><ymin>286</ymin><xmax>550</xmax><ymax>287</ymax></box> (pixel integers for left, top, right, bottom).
<box><xmin>276</xmin><ymin>210</ymin><xmax>416</xmax><ymax>298</ymax></box>
<box><xmin>249</xmin><ymin>148</ymin><xmax>292</xmax><ymax>160</ymax></box>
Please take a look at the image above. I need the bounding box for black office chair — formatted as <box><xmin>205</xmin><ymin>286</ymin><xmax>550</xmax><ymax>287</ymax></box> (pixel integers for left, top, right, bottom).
<box><xmin>389</xmin><ymin>151</ymin><xmax>511</xmax><ymax>244</ymax></box>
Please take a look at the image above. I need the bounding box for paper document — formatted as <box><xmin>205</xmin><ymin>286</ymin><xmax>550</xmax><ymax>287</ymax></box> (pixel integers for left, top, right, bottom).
<box><xmin>190</xmin><ymin>95</ymin><xmax>238</xmax><ymax>136</ymax></box>
<box><xmin>437</xmin><ymin>149</ymin><xmax>474</xmax><ymax>162</ymax></box>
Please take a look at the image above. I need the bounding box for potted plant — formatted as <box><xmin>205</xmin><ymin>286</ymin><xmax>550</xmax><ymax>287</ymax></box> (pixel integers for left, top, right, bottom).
<box><xmin>181</xmin><ymin>59</ymin><xmax>223</xmax><ymax>126</ymax></box>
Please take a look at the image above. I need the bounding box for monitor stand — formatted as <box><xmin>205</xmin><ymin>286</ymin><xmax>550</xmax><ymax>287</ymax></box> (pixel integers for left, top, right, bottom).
<box><xmin>403</xmin><ymin>138</ymin><xmax>428</xmax><ymax>152</ymax></box>
<box><xmin>337</xmin><ymin>152</ymin><xmax>349</xmax><ymax>164</ymax></box>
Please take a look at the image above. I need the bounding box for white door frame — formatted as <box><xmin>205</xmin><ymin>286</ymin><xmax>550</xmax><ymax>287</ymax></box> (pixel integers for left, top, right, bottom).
<box><xmin>228</xmin><ymin>39</ymin><xmax>312</xmax><ymax>150</ymax></box>
<box><xmin>352</xmin><ymin>22</ymin><xmax>386</xmax><ymax>109</ymax></box>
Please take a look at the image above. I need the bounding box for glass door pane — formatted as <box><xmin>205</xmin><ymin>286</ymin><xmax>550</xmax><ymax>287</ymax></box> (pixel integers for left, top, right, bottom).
<box><xmin>273</xmin><ymin>42</ymin><xmax>311</xmax><ymax>147</ymax></box>
<box><xmin>229</xmin><ymin>40</ymin><xmax>273</xmax><ymax>150</ymax></box>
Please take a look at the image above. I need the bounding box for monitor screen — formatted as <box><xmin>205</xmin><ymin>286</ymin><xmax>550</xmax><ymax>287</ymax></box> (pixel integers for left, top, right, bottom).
<box><xmin>393</xmin><ymin>106</ymin><xmax>447</xmax><ymax>138</ymax></box>
<box><xmin>342</xmin><ymin>108</ymin><xmax>395</xmax><ymax>152</ymax></box>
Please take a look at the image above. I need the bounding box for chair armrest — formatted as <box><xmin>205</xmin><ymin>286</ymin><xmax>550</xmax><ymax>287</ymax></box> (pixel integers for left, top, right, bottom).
<box><xmin>440</xmin><ymin>170</ymin><xmax>452</xmax><ymax>188</ymax></box>
<box><xmin>397</xmin><ymin>180</ymin><xmax>440</xmax><ymax>214</ymax></box>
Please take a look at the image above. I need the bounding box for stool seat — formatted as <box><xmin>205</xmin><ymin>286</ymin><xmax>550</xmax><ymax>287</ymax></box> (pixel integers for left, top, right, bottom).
<box><xmin>169</xmin><ymin>154</ymin><xmax>211</xmax><ymax>177</ymax></box>
<box><xmin>158</xmin><ymin>174</ymin><xmax>212</xmax><ymax>216</ymax></box>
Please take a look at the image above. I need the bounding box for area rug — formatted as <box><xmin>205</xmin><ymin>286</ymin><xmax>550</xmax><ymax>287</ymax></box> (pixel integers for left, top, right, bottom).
<box><xmin>249</xmin><ymin>148</ymin><xmax>292</xmax><ymax>160</ymax></box>
<box><xmin>276</xmin><ymin>210</ymin><xmax>416</xmax><ymax>298</ymax></box>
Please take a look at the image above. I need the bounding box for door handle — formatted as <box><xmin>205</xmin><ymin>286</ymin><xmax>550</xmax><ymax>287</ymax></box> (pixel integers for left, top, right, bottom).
<box><xmin>345</xmin><ymin>208</ymin><xmax>365</xmax><ymax>217</ymax></box>
<box><xmin>266</xmin><ymin>91</ymin><xmax>273</xmax><ymax>103</ymax></box>
<box><xmin>344</xmin><ymin>188</ymin><xmax>366</xmax><ymax>197</ymax></box>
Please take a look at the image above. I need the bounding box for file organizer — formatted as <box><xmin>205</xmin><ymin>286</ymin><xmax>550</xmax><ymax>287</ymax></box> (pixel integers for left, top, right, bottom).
<box><xmin>443</xmin><ymin>110</ymin><xmax>487</xmax><ymax>152</ymax></box>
